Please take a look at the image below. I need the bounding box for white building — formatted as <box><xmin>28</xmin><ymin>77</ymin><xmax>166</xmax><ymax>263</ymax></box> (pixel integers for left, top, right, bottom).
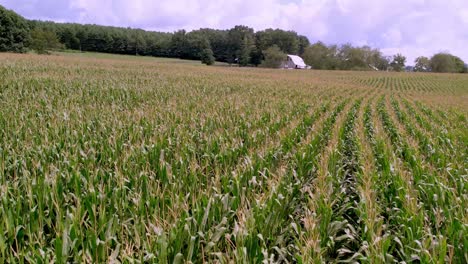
<box><xmin>281</xmin><ymin>55</ymin><xmax>310</xmax><ymax>69</ymax></box>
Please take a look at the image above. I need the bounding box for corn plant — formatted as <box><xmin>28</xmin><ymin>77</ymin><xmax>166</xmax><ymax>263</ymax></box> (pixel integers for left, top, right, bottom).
<box><xmin>0</xmin><ymin>53</ymin><xmax>466</xmax><ymax>263</ymax></box>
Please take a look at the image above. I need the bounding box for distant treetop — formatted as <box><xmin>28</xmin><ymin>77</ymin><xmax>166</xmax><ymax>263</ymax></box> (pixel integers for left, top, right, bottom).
<box><xmin>0</xmin><ymin>4</ymin><xmax>466</xmax><ymax>72</ymax></box>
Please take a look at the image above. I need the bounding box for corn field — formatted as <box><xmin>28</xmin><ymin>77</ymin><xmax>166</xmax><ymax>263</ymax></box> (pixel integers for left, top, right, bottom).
<box><xmin>0</xmin><ymin>53</ymin><xmax>467</xmax><ymax>263</ymax></box>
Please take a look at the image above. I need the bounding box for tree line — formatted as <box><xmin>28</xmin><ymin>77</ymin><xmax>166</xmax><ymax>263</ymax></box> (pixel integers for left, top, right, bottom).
<box><xmin>1</xmin><ymin>4</ymin><xmax>466</xmax><ymax>72</ymax></box>
<box><xmin>300</xmin><ymin>41</ymin><xmax>467</xmax><ymax>73</ymax></box>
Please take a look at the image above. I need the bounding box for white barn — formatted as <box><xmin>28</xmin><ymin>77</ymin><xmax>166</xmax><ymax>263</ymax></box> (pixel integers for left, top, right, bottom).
<box><xmin>281</xmin><ymin>55</ymin><xmax>309</xmax><ymax>69</ymax></box>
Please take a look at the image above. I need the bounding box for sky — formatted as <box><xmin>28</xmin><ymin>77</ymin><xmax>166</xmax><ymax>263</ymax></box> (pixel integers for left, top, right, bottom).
<box><xmin>1</xmin><ymin>0</ymin><xmax>467</xmax><ymax>63</ymax></box>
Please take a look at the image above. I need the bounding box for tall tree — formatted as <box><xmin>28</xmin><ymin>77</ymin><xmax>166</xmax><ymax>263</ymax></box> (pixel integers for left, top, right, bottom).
<box><xmin>131</xmin><ymin>30</ymin><xmax>146</xmax><ymax>55</ymax></box>
<box><xmin>185</xmin><ymin>31</ymin><xmax>211</xmax><ymax>60</ymax></box>
<box><xmin>261</xmin><ymin>45</ymin><xmax>286</xmax><ymax>68</ymax></box>
<box><xmin>390</xmin><ymin>53</ymin><xmax>406</xmax><ymax>72</ymax></box>
<box><xmin>452</xmin><ymin>55</ymin><xmax>467</xmax><ymax>73</ymax></box>
<box><xmin>371</xmin><ymin>53</ymin><xmax>390</xmax><ymax>71</ymax></box>
<box><xmin>249</xmin><ymin>47</ymin><xmax>263</xmax><ymax>67</ymax></box>
<box><xmin>238</xmin><ymin>36</ymin><xmax>255</xmax><ymax>66</ymax></box>
<box><xmin>170</xmin><ymin>30</ymin><xmax>188</xmax><ymax>58</ymax></box>
<box><xmin>30</xmin><ymin>28</ymin><xmax>63</xmax><ymax>54</ymax></box>
<box><xmin>430</xmin><ymin>53</ymin><xmax>466</xmax><ymax>73</ymax></box>
<box><xmin>297</xmin><ymin>35</ymin><xmax>310</xmax><ymax>55</ymax></box>
<box><xmin>226</xmin><ymin>25</ymin><xmax>255</xmax><ymax>64</ymax></box>
<box><xmin>192</xmin><ymin>28</ymin><xmax>229</xmax><ymax>62</ymax></box>
<box><xmin>302</xmin><ymin>42</ymin><xmax>337</xmax><ymax>70</ymax></box>
<box><xmin>414</xmin><ymin>56</ymin><xmax>431</xmax><ymax>72</ymax></box>
<box><xmin>255</xmin><ymin>28</ymin><xmax>303</xmax><ymax>55</ymax></box>
<box><xmin>0</xmin><ymin>5</ymin><xmax>30</xmax><ymax>52</ymax></box>
<box><xmin>337</xmin><ymin>44</ymin><xmax>368</xmax><ymax>70</ymax></box>
<box><xmin>200</xmin><ymin>48</ymin><xmax>215</xmax><ymax>65</ymax></box>
<box><xmin>363</xmin><ymin>47</ymin><xmax>389</xmax><ymax>71</ymax></box>
<box><xmin>59</xmin><ymin>26</ymin><xmax>80</xmax><ymax>50</ymax></box>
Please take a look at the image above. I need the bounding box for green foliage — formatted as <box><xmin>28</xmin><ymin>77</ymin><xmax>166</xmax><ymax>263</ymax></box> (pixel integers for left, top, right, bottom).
<box><xmin>170</xmin><ymin>29</ymin><xmax>188</xmax><ymax>58</ymax></box>
<box><xmin>0</xmin><ymin>5</ymin><xmax>30</xmax><ymax>52</ymax></box>
<box><xmin>371</xmin><ymin>52</ymin><xmax>391</xmax><ymax>71</ymax></box>
<box><xmin>453</xmin><ymin>56</ymin><xmax>467</xmax><ymax>73</ymax></box>
<box><xmin>390</xmin><ymin>53</ymin><xmax>406</xmax><ymax>72</ymax></box>
<box><xmin>297</xmin><ymin>35</ymin><xmax>310</xmax><ymax>55</ymax></box>
<box><xmin>226</xmin><ymin>25</ymin><xmax>255</xmax><ymax>65</ymax></box>
<box><xmin>1</xmin><ymin>3</ymin><xmax>468</xmax><ymax>75</ymax></box>
<box><xmin>58</xmin><ymin>27</ymin><xmax>80</xmax><ymax>50</ymax></box>
<box><xmin>430</xmin><ymin>53</ymin><xmax>466</xmax><ymax>73</ymax></box>
<box><xmin>339</xmin><ymin>44</ymin><xmax>369</xmax><ymax>70</ymax></box>
<box><xmin>21</xmin><ymin>21</ymin><xmax>312</xmax><ymax>67</ymax></box>
<box><xmin>255</xmin><ymin>28</ymin><xmax>302</xmax><ymax>55</ymax></box>
<box><xmin>260</xmin><ymin>45</ymin><xmax>286</xmax><ymax>68</ymax></box>
<box><xmin>30</xmin><ymin>28</ymin><xmax>64</xmax><ymax>54</ymax></box>
<box><xmin>414</xmin><ymin>56</ymin><xmax>431</xmax><ymax>72</ymax></box>
<box><xmin>249</xmin><ymin>47</ymin><xmax>263</xmax><ymax>67</ymax></box>
<box><xmin>302</xmin><ymin>42</ymin><xmax>390</xmax><ymax>71</ymax></box>
<box><xmin>30</xmin><ymin>20</ymin><xmax>173</xmax><ymax>57</ymax></box>
<box><xmin>302</xmin><ymin>42</ymin><xmax>338</xmax><ymax>70</ymax></box>
<box><xmin>238</xmin><ymin>35</ymin><xmax>255</xmax><ymax>66</ymax></box>
<box><xmin>200</xmin><ymin>48</ymin><xmax>215</xmax><ymax>65</ymax></box>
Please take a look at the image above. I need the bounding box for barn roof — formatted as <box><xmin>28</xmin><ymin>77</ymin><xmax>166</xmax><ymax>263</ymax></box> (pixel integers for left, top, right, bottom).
<box><xmin>287</xmin><ymin>55</ymin><xmax>307</xmax><ymax>67</ymax></box>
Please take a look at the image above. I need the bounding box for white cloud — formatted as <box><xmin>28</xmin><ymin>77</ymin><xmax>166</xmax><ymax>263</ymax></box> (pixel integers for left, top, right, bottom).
<box><xmin>460</xmin><ymin>9</ymin><xmax>468</xmax><ymax>25</ymax></box>
<box><xmin>382</xmin><ymin>28</ymin><xmax>403</xmax><ymax>46</ymax></box>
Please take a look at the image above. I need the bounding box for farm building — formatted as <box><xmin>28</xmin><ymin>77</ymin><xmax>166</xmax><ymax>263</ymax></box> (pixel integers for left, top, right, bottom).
<box><xmin>281</xmin><ymin>55</ymin><xmax>310</xmax><ymax>69</ymax></box>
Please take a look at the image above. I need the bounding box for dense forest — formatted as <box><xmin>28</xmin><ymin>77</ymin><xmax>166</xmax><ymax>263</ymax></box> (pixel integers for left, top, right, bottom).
<box><xmin>30</xmin><ymin>21</ymin><xmax>311</xmax><ymax>67</ymax></box>
<box><xmin>1</xmin><ymin>4</ymin><xmax>466</xmax><ymax>72</ymax></box>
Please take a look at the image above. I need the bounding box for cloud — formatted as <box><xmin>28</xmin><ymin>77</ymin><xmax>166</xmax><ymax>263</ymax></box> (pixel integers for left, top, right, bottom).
<box><xmin>1</xmin><ymin>0</ymin><xmax>467</xmax><ymax>63</ymax></box>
